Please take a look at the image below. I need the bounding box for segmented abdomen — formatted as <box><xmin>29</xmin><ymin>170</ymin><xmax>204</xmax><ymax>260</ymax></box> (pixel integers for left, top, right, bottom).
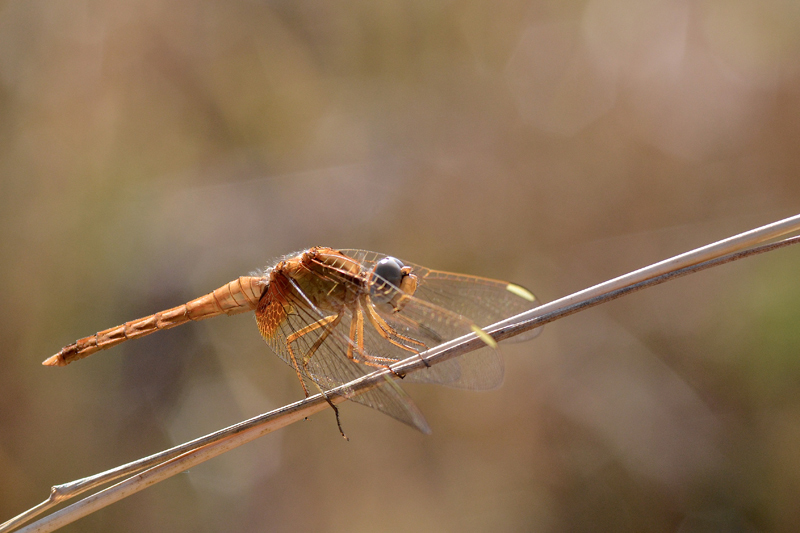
<box><xmin>44</xmin><ymin>276</ymin><xmax>267</xmax><ymax>366</ymax></box>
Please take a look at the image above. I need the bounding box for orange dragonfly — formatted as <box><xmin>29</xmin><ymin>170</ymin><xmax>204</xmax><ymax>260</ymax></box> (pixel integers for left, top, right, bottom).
<box><xmin>45</xmin><ymin>247</ymin><xmax>541</xmax><ymax>434</ymax></box>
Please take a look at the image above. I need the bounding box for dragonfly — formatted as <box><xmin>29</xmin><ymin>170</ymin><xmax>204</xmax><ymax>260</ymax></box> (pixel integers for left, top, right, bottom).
<box><xmin>45</xmin><ymin>247</ymin><xmax>542</xmax><ymax>434</ymax></box>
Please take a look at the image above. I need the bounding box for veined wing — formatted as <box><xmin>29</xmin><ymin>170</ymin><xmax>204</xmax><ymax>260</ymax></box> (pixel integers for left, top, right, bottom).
<box><xmin>339</xmin><ymin>249</ymin><xmax>541</xmax><ymax>334</ymax></box>
<box><xmin>338</xmin><ymin>249</ymin><xmax>542</xmax><ymax>389</ymax></box>
<box><xmin>413</xmin><ymin>270</ymin><xmax>543</xmax><ymax>343</ymax></box>
<box><xmin>255</xmin><ymin>270</ymin><xmax>431</xmax><ymax>434</ymax></box>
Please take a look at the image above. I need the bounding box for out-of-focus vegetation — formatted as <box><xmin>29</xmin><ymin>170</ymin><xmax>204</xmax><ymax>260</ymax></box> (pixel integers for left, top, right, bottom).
<box><xmin>2</xmin><ymin>1</ymin><xmax>800</xmax><ymax>531</ymax></box>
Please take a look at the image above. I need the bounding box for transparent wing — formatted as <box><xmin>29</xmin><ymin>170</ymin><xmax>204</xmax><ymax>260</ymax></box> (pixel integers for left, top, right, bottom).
<box><xmin>338</xmin><ymin>249</ymin><xmax>543</xmax><ymax>389</ymax></box>
<box><xmin>364</xmin><ymin>291</ymin><xmax>505</xmax><ymax>390</ymax></box>
<box><xmin>339</xmin><ymin>249</ymin><xmax>541</xmax><ymax>334</ymax></box>
<box><xmin>414</xmin><ymin>270</ymin><xmax>543</xmax><ymax>343</ymax></box>
<box><xmin>256</xmin><ymin>273</ymin><xmax>431</xmax><ymax>434</ymax></box>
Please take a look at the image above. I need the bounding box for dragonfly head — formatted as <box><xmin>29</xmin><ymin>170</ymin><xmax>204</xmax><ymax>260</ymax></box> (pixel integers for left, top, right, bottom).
<box><xmin>370</xmin><ymin>256</ymin><xmax>417</xmax><ymax>307</ymax></box>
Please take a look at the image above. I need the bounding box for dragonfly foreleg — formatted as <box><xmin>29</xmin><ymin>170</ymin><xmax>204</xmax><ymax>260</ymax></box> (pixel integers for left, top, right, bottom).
<box><xmin>363</xmin><ymin>298</ymin><xmax>426</xmax><ymax>352</ymax></box>
<box><xmin>362</xmin><ymin>297</ymin><xmax>434</xmax><ymax>369</ymax></box>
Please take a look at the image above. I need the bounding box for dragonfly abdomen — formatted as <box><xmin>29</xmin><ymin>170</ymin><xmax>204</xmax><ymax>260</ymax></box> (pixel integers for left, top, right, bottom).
<box><xmin>43</xmin><ymin>276</ymin><xmax>266</xmax><ymax>366</ymax></box>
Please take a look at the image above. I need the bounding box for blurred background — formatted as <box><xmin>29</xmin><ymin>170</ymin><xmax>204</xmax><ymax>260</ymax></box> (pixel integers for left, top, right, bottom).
<box><xmin>2</xmin><ymin>1</ymin><xmax>800</xmax><ymax>531</ymax></box>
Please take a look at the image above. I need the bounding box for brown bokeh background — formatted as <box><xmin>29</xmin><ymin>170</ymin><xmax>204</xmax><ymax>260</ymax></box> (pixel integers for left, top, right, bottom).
<box><xmin>2</xmin><ymin>1</ymin><xmax>800</xmax><ymax>531</ymax></box>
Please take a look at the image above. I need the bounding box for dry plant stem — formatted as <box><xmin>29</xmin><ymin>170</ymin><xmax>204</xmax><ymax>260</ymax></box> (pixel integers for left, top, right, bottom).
<box><xmin>485</xmin><ymin>213</ymin><xmax>800</xmax><ymax>342</ymax></box>
<box><xmin>0</xmin><ymin>400</ymin><xmax>336</xmax><ymax>533</ymax></box>
<box><xmin>5</xmin><ymin>214</ymin><xmax>800</xmax><ymax>533</ymax></box>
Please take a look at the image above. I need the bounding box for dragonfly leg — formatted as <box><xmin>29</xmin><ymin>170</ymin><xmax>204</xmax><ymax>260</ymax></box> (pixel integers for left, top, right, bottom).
<box><xmin>363</xmin><ymin>300</ymin><xmax>427</xmax><ymax>353</ymax></box>
<box><xmin>383</xmin><ymin>309</ymin><xmax>445</xmax><ymax>345</ymax></box>
<box><xmin>285</xmin><ymin>314</ymin><xmax>338</xmax><ymax>397</ymax></box>
<box><xmin>309</xmin><ymin>380</ymin><xmax>348</xmax><ymax>440</ymax></box>
<box><xmin>345</xmin><ymin>306</ymin><xmax>362</xmax><ymax>363</ymax></box>
<box><xmin>286</xmin><ymin>313</ymin><xmax>348</xmax><ymax>439</ymax></box>
<box><xmin>363</xmin><ymin>298</ymin><xmax>432</xmax><ymax>368</ymax></box>
<box><xmin>342</xmin><ymin>302</ymin><xmax>408</xmax><ymax>381</ymax></box>
<box><xmin>351</xmin><ymin>310</ymin><xmax>412</xmax><ymax>365</ymax></box>
<box><xmin>299</xmin><ymin>314</ymin><xmax>343</xmax><ymax>373</ymax></box>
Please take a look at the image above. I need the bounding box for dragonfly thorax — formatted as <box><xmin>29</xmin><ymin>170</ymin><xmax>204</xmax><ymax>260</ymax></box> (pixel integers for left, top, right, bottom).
<box><xmin>274</xmin><ymin>248</ymin><xmax>367</xmax><ymax>313</ymax></box>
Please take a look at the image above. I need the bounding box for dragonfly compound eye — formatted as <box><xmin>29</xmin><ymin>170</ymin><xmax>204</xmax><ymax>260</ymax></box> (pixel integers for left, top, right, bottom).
<box><xmin>370</xmin><ymin>256</ymin><xmax>405</xmax><ymax>303</ymax></box>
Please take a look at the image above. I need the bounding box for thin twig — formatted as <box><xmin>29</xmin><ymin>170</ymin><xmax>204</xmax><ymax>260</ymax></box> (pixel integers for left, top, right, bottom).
<box><xmin>4</xmin><ymin>213</ymin><xmax>800</xmax><ymax>533</ymax></box>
